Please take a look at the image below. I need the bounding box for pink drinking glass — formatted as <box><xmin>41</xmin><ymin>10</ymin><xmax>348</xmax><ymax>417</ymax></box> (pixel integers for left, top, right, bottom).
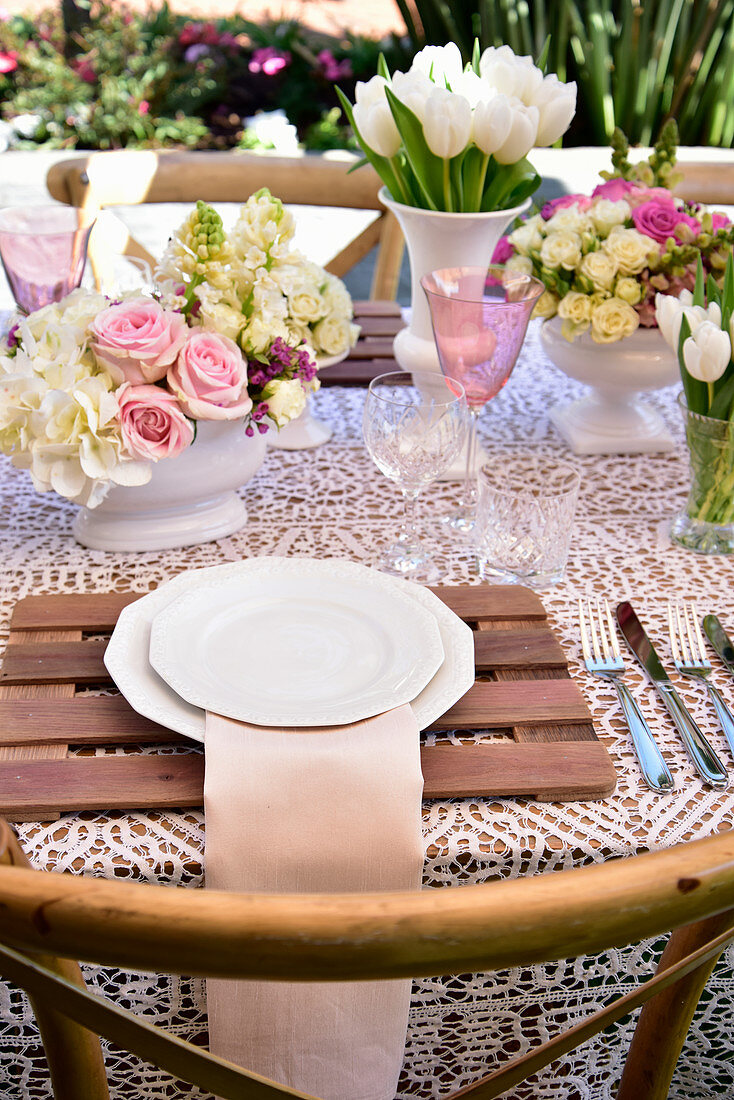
<box><xmin>0</xmin><ymin>205</ymin><xmax>96</xmax><ymax>314</ymax></box>
<box><xmin>421</xmin><ymin>265</ymin><xmax>544</xmax><ymax>531</ymax></box>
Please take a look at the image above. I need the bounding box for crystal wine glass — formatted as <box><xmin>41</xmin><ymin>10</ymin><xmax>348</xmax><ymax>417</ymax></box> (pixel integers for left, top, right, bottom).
<box><xmin>0</xmin><ymin>205</ymin><xmax>96</xmax><ymax>314</ymax></box>
<box><xmin>421</xmin><ymin>265</ymin><xmax>543</xmax><ymax>532</ymax></box>
<box><xmin>363</xmin><ymin>370</ymin><xmax>468</xmax><ymax>583</ymax></box>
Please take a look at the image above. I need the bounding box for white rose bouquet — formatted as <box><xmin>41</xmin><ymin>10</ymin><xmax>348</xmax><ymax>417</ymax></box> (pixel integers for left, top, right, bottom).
<box><xmin>337</xmin><ymin>40</ymin><xmax>576</xmax><ymax>213</ymax></box>
<box><xmin>0</xmin><ymin>190</ymin><xmax>358</xmax><ymax>508</ymax></box>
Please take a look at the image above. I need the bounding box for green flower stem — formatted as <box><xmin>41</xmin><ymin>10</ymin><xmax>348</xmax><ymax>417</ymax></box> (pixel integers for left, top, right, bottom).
<box><xmin>388</xmin><ymin>156</ymin><xmax>412</xmax><ymax>206</ymax></box>
<box><xmin>708</xmin><ymin>381</ymin><xmax>715</xmax><ymax>409</ymax></box>
<box><xmin>443</xmin><ymin>159</ymin><xmax>453</xmax><ymax>212</ymax></box>
<box><xmin>473</xmin><ymin>153</ymin><xmax>490</xmax><ymax>213</ymax></box>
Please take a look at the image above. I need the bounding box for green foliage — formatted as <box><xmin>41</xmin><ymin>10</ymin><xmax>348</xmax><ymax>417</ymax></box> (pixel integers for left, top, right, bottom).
<box><xmin>397</xmin><ymin>0</ymin><xmax>734</xmax><ymax>147</ymax></box>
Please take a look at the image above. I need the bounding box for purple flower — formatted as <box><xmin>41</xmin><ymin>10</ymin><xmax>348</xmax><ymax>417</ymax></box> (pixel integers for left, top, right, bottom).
<box><xmin>491</xmin><ymin>235</ymin><xmax>513</xmax><ymax>263</ymax></box>
<box><xmin>184</xmin><ymin>43</ymin><xmax>210</xmax><ymax>63</ymax></box>
<box><xmin>317</xmin><ymin>49</ymin><xmax>352</xmax><ymax>81</ymax></box>
<box><xmin>249</xmin><ymin>47</ymin><xmax>291</xmax><ymax>77</ymax></box>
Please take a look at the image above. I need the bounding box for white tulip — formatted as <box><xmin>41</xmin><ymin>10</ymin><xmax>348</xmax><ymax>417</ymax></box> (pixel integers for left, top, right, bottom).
<box><xmin>391</xmin><ymin>69</ymin><xmax>433</xmax><ymax>124</ymax></box>
<box><xmin>655</xmin><ymin>293</ymin><xmax>685</xmax><ymax>349</ymax></box>
<box><xmin>679</xmin><ymin>288</ymin><xmax>694</xmax><ymax>306</ymax></box>
<box><xmin>410</xmin><ymin>42</ymin><xmax>464</xmax><ymax>89</ymax></box>
<box><xmin>352</xmin><ymin>75</ymin><xmax>401</xmax><ymax>158</ymax></box>
<box><xmin>479</xmin><ymin>45</ymin><xmax>543</xmax><ymax>104</ymax></box>
<box><xmin>682</xmin><ymin>321</ymin><xmax>732</xmax><ymax>383</ymax></box>
<box><xmin>472</xmin><ymin>93</ymin><xmax>512</xmax><ymax>155</ymax></box>
<box><xmin>452</xmin><ymin>69</ymin><xmax>489</xmax><ymax>109</ymax></box>
<box><xmin>422</xmin><ymin>88</ymin><xmax>472</xmax><ymax>158</ymax></box>
<box><xmin>707</xmin><ymin>300</ymin><xmax>722</xmax><ymax>327</ymax></box>
<box><xmin>530</xmin><ymin>74</ymin><xmax>577</xmax><ymax>146</ymax></box>
<box><xmin>492</xmin><ymin>99</ymin><xmax>539</xmax><ymax>164</ymax></box>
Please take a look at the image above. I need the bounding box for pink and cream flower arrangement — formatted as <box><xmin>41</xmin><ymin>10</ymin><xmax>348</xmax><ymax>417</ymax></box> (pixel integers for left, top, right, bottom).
<box><xmin>0</xmin><ymin>189</ymin><xmax>357</xmax><ymax>507</ymax></box>
<box><xmin>497</xmin><ymin>123</ymin><xmax>734</xmax><ymax>343</ymax></box>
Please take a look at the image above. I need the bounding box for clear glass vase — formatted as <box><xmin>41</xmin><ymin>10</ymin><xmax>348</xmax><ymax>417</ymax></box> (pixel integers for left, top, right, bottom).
<box><xmin>671</xmin><ymin>396</ymin><xmax>734</xmax><ymax>554</ymax></box>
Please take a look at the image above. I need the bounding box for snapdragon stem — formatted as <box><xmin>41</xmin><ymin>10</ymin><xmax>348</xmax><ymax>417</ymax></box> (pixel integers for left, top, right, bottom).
<box><xmin>443</xmin><ymin>160</ymin><xmax>453</xmax><ymax>212</ymax></box>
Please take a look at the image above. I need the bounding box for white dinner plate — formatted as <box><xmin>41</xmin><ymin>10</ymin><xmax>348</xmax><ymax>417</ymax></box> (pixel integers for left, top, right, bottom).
<box><xmin>104</xmin><ymin>558</ymin><xmax>474</xmax><ymax>740</ymax></box>
<box><xmin>147</xmin><ymin>559</ymin><xmax>443</xmax><ymax>727</ymax></box>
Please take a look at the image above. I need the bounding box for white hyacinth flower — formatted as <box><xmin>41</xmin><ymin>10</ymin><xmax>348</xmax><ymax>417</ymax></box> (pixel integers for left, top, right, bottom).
<box><xmin>682</xmin><ymin>321</ymin><xmax>732</xmax><ymax>383</ymax></box>
<box><xmin>422</xmin><ymin>88</ymin><xmax>472</xmax><ymax>159</ymax></box>
<box><xmin>352</xmin><ymin>75</ymin><xmax>401</xmax><ymax>158</ymax></box>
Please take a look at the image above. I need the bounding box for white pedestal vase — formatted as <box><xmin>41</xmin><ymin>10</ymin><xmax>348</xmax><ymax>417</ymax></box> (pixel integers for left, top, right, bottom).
<box><xmin>540</xmin><ymin>317</ymin><xmax>680</xmax><ymax>455</ymax></box>
<box><xmin>73</xmin><ymin>420</ymin><xmax>269</xmax><ymax>552</ymax></box>
<box><xmin>379</xmin><ymin>189</ymin><xmax>530</xmax><ymax>478</ymax></box>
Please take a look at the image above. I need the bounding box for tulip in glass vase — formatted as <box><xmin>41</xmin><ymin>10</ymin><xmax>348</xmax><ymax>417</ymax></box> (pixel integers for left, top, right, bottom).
<box><xmin>657</xmin><ymin>256</ymin><xmax>734</xmax><ymax>554</ymax></box>
<box><xmin>337</xmin><ymin>40</ymin><xmax>577</xmax><ymax>381</ymax></box>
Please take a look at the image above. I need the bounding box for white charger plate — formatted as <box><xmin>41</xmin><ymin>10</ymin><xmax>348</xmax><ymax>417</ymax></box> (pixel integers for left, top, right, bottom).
<box><xmin>104</xmin><ymin>557</ymin><xmax>475</xmax><ymax>740</ymax></box>
<box><xmin>147</xmin><ymin>559</ymin><xmax>443</xmax><ymax>726</ymax></box>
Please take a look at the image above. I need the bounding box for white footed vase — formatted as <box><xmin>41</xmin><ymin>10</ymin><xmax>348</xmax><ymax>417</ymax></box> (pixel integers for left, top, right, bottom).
<box><xmin>379</xmin><ymin>188</ymin><xmax>531</xmax><ymax>376</ymax></box>
<box><xmin>73</xmin><ymin>420</ymin><xmax>268</xmax><ymax>552</ymax></box>
<box><xmin>541</xmin><ymin>317</ymin><xmax>680</xmax><ymax>455</ymax></box>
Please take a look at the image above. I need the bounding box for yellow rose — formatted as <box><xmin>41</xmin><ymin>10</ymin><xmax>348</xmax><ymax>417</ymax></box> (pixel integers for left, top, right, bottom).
<box><xmin>509</xmin><ymin>214</ymin><xmax>544</xmax><ymax>255</ymax></box>
<box><xmin>505</xmin><ymin>255</ymin><xmax>534</xmax><ymax>276</ymax></box>
<box><xmin>578</xmin><ymin>250</ymin><xmax>618</xmax><ymax>292</ymax></box>
<box><xmin>533</xmin><ymin>289</ymin><xmax>559</xmax><ymax>319</ymax></box>
<box><xmin>615</xmin><ymin>276</ymin><xmax>643</xmax><ymax>305</ymax></box>
<box><xmin>602</xmin><ymin>226</ymin><xmax>659</xmax><ymax>276</ymax></box>
<box><xmin>557</xmin><ymin>291</ymin><xmax>592</xmax><ymax>340</ymax></box>
<box><xmin>539</xmin><ymin>229</ymin><xmax>582</xmax><ymax>271</ymax></box>
<box><xmin>590</xmin><ymin>297</ymin><xmax>640</xmax><ymax>343</ymax></box>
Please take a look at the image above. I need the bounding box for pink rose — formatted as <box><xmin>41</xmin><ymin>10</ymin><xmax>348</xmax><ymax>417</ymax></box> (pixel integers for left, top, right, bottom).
<box><xmin>632</xmin><ymin>198</ymin><xmax>700</xmax><ymax>244</ymax></box>
<box><xmin>540</xmin><ymin>193</ymin><xmax>592</xmax><ymax>219</ymax></box>
<box><xmin>712</xmin><ymin>212</ymin><xmax>731</xmax><ymax>232</ymax></box>
<box><xmin>167</xmin><ymin>330</ymin><xmax>253</xmax><ymax>420</ymax></box>
<box><xmin>117</xmin><ymin>384</ymin><xmax>194</xmax><ymax>461</ymax></box>
<box><xmin>592</xmin><ymin>178</ymin><xmax>636</xmax><ymax>202</ymax></box>
<box><xmin>624</xmin><ymin>185</ymin><xmax>677</xmax><ymax>209</ymax></box>
<box><xmin>91</xmin><ymin>298</ymin><xmax>188</xmax><ymax>385</ymax></box>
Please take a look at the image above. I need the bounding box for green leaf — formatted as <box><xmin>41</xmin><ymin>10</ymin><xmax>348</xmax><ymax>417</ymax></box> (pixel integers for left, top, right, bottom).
<box><xmin>707</xmin><ymin>273</ymin><xmax>721</xmax><ymax>308</ymax></box>
<box><xmin>709</xmin><ymin>371</ymin><xmax>734</xmax><ymax>421</ymax></box>
<box><xmin>694</xmin><ymin>254</ymin><xmax>706</xmax><ymax>307</ymax></box>
<box><xmin>385</xmin><ymin>86</ymin><xmax>444</xmax><ymax>209</ymax></box>
<box><xmin>335</xmin><ymin>86</ymin><xmax>408</xmax><ymax>205</ymax></box>
<box><xmin>678</xmin><ymin>312</ymin><xmax>708</xmax><ymax>415</ymax></box>
<box><xmin>471</xmin><ymin>37</ymin><xmax>481</xmax><ymax>75</ymax></box>
<box><xmin>537</xmin><ymin>34</ymin><xmax>551</xmax><ymax>74</ymax></box>
<box><xmin>482</xmin><ymin>157</ymin><xmax>541</xmax><ymax>211</ymax></box>
<box><xmin>377</xmin><ymin>53</ymin><xmax>391</xmax><ymax>81</ymax></box>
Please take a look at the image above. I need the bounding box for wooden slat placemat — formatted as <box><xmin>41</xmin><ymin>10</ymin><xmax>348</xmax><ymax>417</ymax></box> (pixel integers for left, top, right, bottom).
<box><xmin>318</xmin><ymin>301</ymin><xmax>402</xmax><ymax>386</ymax></box>
<box><xmin>0</xmin><ymin>585</ymin><xmax>615</xmax><ymax>821</ymax></box>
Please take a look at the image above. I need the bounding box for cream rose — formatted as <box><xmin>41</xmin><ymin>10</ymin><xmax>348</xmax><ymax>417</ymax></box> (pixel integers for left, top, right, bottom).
<box><xmin>311</xmin><ymin>314</ymin><xmax>358</xmax><ymax>357</ymax></box>
<box><xmin>262</xmin><ymin>377</ymin><xmax>307</xmax><ymax>427</ymax></box>
<box><xmin>589</xmin><ymin>198</ymin><xmax>630</xmax><ymax>236</ymax></box>
<box><xmin>539</xmin><ymin>230</ymin><xmax>582</xmax><ymax>271</ymax></box>
<box><xmin>287</xmin><ymin>283</ymin><xmax>327</xmax><ymax>325</ymax></box>
<box><xmin>544</xmin><ymin>204</ymin><xmax>593</xmax><ymax>235</ymax></box>
<box><xmin>505</xmin><ymin>254</ymin><xmax>534</xmax><ymax>276</ymax></box>
<box><xmin>509</xmin><ymin>215</ymin><xmax>543</xmax><ymax>255</ymax></box>
<box><xmin>615</xmin><ymin>277</ymin><xmax>643</xmax><ymax>305</ymax></box>
<box><xmin>557</xmin><ymin>291</ymin><xmax>592</xmax><ymax>339</ymax></box>
<box><xmin>578</xmin><ymin>250</ymin><xmax>618</xmax><ymax>292</ymax></box>
<box><xmin>532</xmin><ymin>288</ymin><xmax>559</xmax><ymax>319</ymax></box>
<box><xmin>602</xmin><ymin>227</ymin><xmax>659</xmax><ymax>275</ymax></box>
<box><xmin>590</xmin><ymin>297</ymin><xmax>640</xmax><ymax>343</ymax></box>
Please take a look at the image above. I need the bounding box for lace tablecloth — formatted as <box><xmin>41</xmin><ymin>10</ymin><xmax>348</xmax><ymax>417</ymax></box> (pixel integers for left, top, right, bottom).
<box><xmin>1</xmin><ymin>319</ymin><xmax>733</xmax><ymax>1099</ymax></box>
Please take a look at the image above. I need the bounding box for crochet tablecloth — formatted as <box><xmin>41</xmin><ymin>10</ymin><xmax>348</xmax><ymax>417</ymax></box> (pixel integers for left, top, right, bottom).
<box><xmin>1</xmin><ymin>319</ymin><xmax>733</xmax><ymax>1100</ymax></box>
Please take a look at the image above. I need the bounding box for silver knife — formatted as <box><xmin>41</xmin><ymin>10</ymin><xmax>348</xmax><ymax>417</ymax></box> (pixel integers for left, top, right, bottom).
<box><xmin>616</xmin><ymin>602</ymin><xmax>729</xmax><ymax>789</ymax></box>
<box><xmin>703</xmin><ymin>614</ymin><xmax>734</xmax><ymax>677</ymax></box>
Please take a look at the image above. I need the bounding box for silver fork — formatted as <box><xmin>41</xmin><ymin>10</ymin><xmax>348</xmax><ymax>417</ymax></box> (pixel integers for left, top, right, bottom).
<box><xmin>668</xmin><ymin>601</ymin><xmax>734</xmax><ymax>757</ymax></box>
<box><xmin>579</xmin><ymin>597</ymin><xmax>675</xmax><ymax>792</ymax></box>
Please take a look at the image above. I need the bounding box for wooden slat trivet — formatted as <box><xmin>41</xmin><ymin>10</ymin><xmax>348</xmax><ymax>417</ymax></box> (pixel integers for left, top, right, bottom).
<box><xmin>0</xmin><ymin>585</ymin><xmax>615</xmax><ymax>820</ymax></box>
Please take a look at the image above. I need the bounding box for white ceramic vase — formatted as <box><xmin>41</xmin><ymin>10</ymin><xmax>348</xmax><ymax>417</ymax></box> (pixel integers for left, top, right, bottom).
<box><xmin>73</xmin><ymin>420</ymin><xmax>268</xmax><ymax>552</ymax></box>
<box><xmin>379</xmin><ymin>187</ymin><xmax>531</xmax><ymax>376</ymax></box>
<box><xmin>541</xmin><ymin>316</ymin><xmax>680</xmax><ymax>454</ymax></box>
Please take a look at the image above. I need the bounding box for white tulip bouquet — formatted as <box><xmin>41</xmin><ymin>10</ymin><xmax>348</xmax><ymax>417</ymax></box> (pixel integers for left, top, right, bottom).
<box><xmin>656</xmin><ymin>255</ymin><xmax>734</xmax><ymax>531</ymax></box>
<box><xmin>337</xmin><ymin>41</ymin><xmax>576</xmax><ymax>213</ymax></box>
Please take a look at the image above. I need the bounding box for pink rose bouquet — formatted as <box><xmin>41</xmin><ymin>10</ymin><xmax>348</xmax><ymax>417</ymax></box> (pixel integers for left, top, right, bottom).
<box><xmin>0</xmin><ymin>189</ymin><xmax>355</xmax><ymax>507</ymax></box>
<box><xmin>495</xmin><ymin>121</ymin><xmax>734</xmax><ymax>344</ymax></box>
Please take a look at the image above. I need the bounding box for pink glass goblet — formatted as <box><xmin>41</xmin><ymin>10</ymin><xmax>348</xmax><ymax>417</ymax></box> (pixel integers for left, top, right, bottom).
<box><xmin>0</xmin><ymin>205</ymin><xmax>96</xmax><ymax>315</ymax></box>
<box><xmin>421</xmin><ymin>265</ymin><xmax>544</xmax><ymax>532</ymax></box>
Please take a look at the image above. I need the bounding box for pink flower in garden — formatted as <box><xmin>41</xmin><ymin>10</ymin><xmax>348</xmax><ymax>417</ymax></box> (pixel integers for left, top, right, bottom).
<box><xmin>138</xmin><ymin>100</ymin><xmax>149</xmax><ymax>116</ymax></box>
<box><xmin>0</xmin><ymin>50</ymin><xmax>18</xmax><ymax>74</ymax></box>
<box><xmin>167</xmin><ymin>330</ymin><xmax>253</xmax><ymax>421</ymax></box>
<box><xmin>91</xmin><ymin>298</ymin><xmax>189</xmax><ymax>385</ymax></box>
<box><xmin>316</xmin><ymin>49</ymin><xmax>352</xmax><ymax>81</ymax></box>
<box><xmin>179</xmin><ymin>21</ymin><xmax>220</xmax><ymax>47</ymax></box>
<box><xmin>249</xmin><ymin>46</ymin><xmax>291</xmax><ymax>77</ymax></box>
<box><xmin>117</xmin><ymin>383</ymin><xmax>194</xmax><ymax>462</ymax></box>
<box><xmin>632</xmin><ymin>198</ymin><xmax>701</xmax><ymax>244</ymax></box>
<box><xmin>72</xmin><ymin>57</ymin><xmax>96</xmax><ymax>84</ymax></box>
<box><xmin>540</xmin><ymin>193</ymin><xmax>591</xmax><ymax>219</ymax></box>
<box><xmin>492</xmin><ymin>235</ymin><xmax>514</xmax><ymax>263</ymax></box>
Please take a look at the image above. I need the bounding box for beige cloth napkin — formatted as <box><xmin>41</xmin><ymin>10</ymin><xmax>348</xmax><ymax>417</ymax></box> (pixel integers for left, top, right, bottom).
<box><xmin>204</xmin><ymin>703</ymin><xmax>424</xmax><ymax>1100</ymax></box>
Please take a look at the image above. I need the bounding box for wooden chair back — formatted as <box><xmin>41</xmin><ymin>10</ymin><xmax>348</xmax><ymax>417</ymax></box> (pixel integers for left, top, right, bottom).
<box><xmin>675</xmin><ymin>160</ymin><xmax>734</xmax><ymax>206</ymax></box>
<box><xmin>1</xmin><ymin>818</ymin><xmax>734</xmax><ymax>1099</ymax></box>
<box><xmin>45</xmin><ymin>150</ymin><xmax>405</xmax><ymax>300</ymax></box>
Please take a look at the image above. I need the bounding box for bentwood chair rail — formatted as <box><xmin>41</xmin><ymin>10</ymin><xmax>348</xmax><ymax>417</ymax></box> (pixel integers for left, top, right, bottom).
<box><xmin>1</xmin><ymin>819</ymin><xmax>733</xmax><ymax>1100</ymax></box>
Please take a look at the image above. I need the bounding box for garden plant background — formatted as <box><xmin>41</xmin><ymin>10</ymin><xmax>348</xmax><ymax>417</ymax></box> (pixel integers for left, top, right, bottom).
<box><xmin>1</xmin><ymin>0</ymin><xmax>734</xmax><ymax>155</ymax></box>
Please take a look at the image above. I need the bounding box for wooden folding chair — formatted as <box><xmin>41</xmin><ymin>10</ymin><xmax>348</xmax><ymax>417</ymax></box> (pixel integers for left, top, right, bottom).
<box><xmin>675</xmin><ymin>160</ymin><xmax>734</xmax><ymax>206</ymax></box>
<box><xmin>1</xmin><ymin>817</ymin><xmax>733</xmax><ymax>1099</ymax></box>
<box><xmin>45</xmin><ymin>150</ymin><xmax>405</xmax><ymax>301</ymax></box>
